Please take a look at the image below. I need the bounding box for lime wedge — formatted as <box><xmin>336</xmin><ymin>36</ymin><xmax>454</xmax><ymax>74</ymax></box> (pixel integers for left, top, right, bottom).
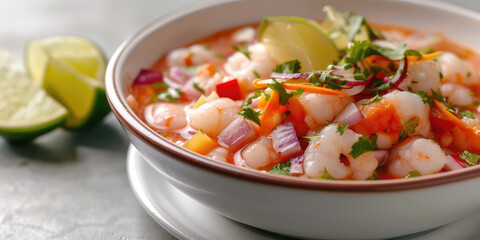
<box><xmin>25</xmin><ymin>36</ymin><xmax>110</xmax><ymax>129</ymax></box>
<box><xmin>0</xmin><ymin>50</ymin><xmax>67</xmax><ymax>142</ymax></box>
<box><xmin>258</xmin><ymin>16</ymin><xmax>339</xmax><ymax>72</ymax></box>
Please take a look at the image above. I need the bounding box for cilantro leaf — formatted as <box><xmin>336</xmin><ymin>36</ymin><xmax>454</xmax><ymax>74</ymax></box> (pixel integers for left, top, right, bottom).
<box><xmin>155</xmin><ymin>87</ymin><xmax>183</xmax><ymax>102</ymax></box>
<box><xmin>320</xmin><ymin>168</ymin><xmax>335</xmax><ymax>180</ymax></box>
<box><xmin>345</xmin><ymin>41</ymin><xmax>419</xmax><ymax>64</ymax></box>
<box><xmin>431</xmin><ymin>89</ymin><xmax>444</xmax><ymax>102</ymax></box>
<box><xmin>245</xmin><ymin>90</ymin><xmax>263</xmax><ymax>105</ymax></box>
<box><xmin>336</xmin><ymin>123</ymin><xmax>349</xmax><ymax>135</ymax></box>
<box><xmin>300</xmin><ymin>132</ymin><xmax>322</xmax><ymax>144</ymax></box>
<box><xmin>459</xmin><ymin>151</ymin><xmax>480</xmax><ymax>166</ymax></box>
<box><xmin>267</xmin><ymin>78</ymin><xmax>293</xmax><ymax>105</ymax></box>
<box><xmin>292</xmin><ymin>88</ymin><xmax>304</xmax><ymax>97</ymax></box>
<box><xmin>407</xmin><ymin>171</ymin><xmax>421</xmax><ymax>178</ymax></box>
<box><xmin>232</xmin><ymin>45</ymin><xmax>251</xmax><ymax>59</ymax></box>
<box><xmin>414</xmin><ymin>91</ymin><xmax>434</xmax><ymax>106</ymax></box>
<box><xmin>349</xmin><ymin>135</ymin><xmax>377</xmax><ymax>159</ymax></box>
<box><xmin>365</xmin><ymin>171</ymin><xmax>378</xmax><ymax>180</ymax></box>
<box><xmin>404</xmin><ymin>49</ymin><xmax>422</xmax><ymax>60</ymax></box>
<box><xmin>461</xmin><ymin>110</ymin><xmax>475</xmax><ymax>119</ymax></box>
<box><xmin>252</xmin><ymin>70</ymin><xmax>260</xmax><ymax>78</ymax></box>
<box><xmin>362</xmin><ymin>94</ymin><xmax>382</xmax><ymax>106</ymax></box>
<box><xmin>268</xmin><ymin>161</ymin><xmax>292</xmax><ymax>176</ymax></box>
<box><xmin>238</xmin><ymin>105</ymin><xmax>261</xmax><ymax>126</ymax></box>
<box><xmin>193</xmin><ymin>82</ymin><xmax>205</xmax><ymax>94</ymax></box>
<box><xmin>399</xmin><ymin>119</ymin><xmax>419</xmax><ymax>141</ymax></box>
<box><xmin>273</xmin><ymin>60</ymin><xmax>301</xmax><ymax>74</ymax></box>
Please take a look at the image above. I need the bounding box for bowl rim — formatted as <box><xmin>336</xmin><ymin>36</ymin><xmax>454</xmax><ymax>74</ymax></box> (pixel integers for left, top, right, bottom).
<box><xmin>106</xmin><ymin>0</ymin><xmax>480</xmax><ymax>192</ymax></box>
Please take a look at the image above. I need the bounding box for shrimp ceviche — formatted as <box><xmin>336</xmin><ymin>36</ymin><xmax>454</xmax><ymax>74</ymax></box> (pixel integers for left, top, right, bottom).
<box><xmin>127</xmin><ymin>6</ymin><xmax>480</xmax><ymax>180</ymax></box>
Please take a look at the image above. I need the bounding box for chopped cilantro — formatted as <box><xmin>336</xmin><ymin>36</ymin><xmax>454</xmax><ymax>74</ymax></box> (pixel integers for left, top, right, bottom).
<box><xmin>468</xmin><ymin>91</ymin><xmax>475</xmax><ymax>97</ymax></box>
<box><xmin>320</xmin><ymin>168</ymin><xmax>335</xmax><ymax>180</ymax></box>
<box><xmin>459</xmin><ymin>151</ymin><xmax>480</xmax><ymax>166</ymax></box>
<box><xmin>156</xmin><ymin>87</ymin><xmax>183</xmax><ymax>102</ymax></box>
<box><xmin>414</xmin><ymin>91</ymin><xmax>434</xmax><ymax>106</ymax></box>
<box><xmin>193</xmin><ymin>82</ymin><xmax>205</xmax><ymax>94</ymax></box>
<box><xmin>365</xmin><ymin>171</ymin><xmax>378</xmax><ymax>180</ymax></box>
<box><xmin>238</xmin><ymin>105</ymin><xmax>261</xmax><ymax>126</ymax></box>
<box><xmin>273</xmin><ymin>60</ymin><xmax>301</xmax><ymax>74</ymax></box>
<box><xmin>345</xmin><ymin>41</ymin><xmax>414</xmax><ymax>64</ymax></box>
<box><xmin>349</xmin><ymin>135</ymin><xmax>377</xmax><ymax>159</ymax></box>
<box><xmin>411</xmin><ymin>81</ymin><xmax>418</xmax><ymax>84</ymax></box>
<box><xmin>439</xmin><ymin>72</ymin><xmax>444</xmax><ymax>79</ymax></box>
<box><xmin>245</xmin><ymin>90</ymin><xmax>263</xmax><ymax>105</ymax></box>
<box><xmin>404</xmin><ymin>49</ymin><xmax>422</xmax><ymax>60</ymax></box>
<box><xmin>300</xmin><ymin>132</ymin><xmax>322</xmax><ymax>143</ymax></box>
<box><xmin>370</xmin><ymin>66</ymin><xmax>386</xmax><ymax>74</ymax></box>
<box><xmin>232</xmin><ymin>45</ymin><xmax>251</xmax><ymax>59</ymax></box>
<box><xmin>150</xmin><ymin>82</ymin><xmax>168</xmax><ymax>88</ymax></box>
<box><xmin>199</xmin><ymin>129</ymin><xmax>205</xmax><ymax>134</ymax></box>
<box><xmin>431</xmin><ymin>89</ymin><xmax>444</xmax><ymax>102</ymax></box>
<box><xmin>407</xmin><ymin>171</ymin><xmax>421</xmax><ymax>178</ymax></box>
<box><xmin>344</xmin><ymin>64</ymin><xmax>353</xmax><ymax>70</ymax></box>
<box><xmin>422</xmin><ymin>48</ymin><xmax>435</xmax><ymax>54</ymax></box>
<box><xmin>268</xmin><ymin>161</ymin><xmax>292</xmax><ymax>176</ymax></box>
<box><xmin>467</xmin><ymin>72</ymin><xmax>472</xmax><ymax>77</ymax></box>
<box><xmin>253</xmin><ymin>70</ymin><xmax>261</xmax><ymax>78</ymax></box>
<box><xmin>267</xmin><ymin>78</ymin><xmax>296</xmax><ymax>105</ymax></box>
<box><xmin>353</xmin><ymin>67</ymin><xmax>369</xmax><ymax>81</ymax></box>
<box><xmin>461</xmin><ymin>110</ymin><xmax>475</xmax><ymax>119</ymax></box>
<box><xmin>399</xmin><ymin>119</ymin><xmax>419</xmax><ymax>141</ymax></box>
<box><xmin>336</xmin><ymin>123</ymin><xmax>349</xmax><ymax>135</ymax></box>
<box><xmin>362</xmin><ymin>94</ymin><xmax>382</xmax><ymax>106</ymax></box>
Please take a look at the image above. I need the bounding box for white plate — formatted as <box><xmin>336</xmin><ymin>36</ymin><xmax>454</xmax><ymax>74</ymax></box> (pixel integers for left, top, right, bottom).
<box><xmin>127</xmin><ymin>144</ymin><xmax>480</xmax><ymax>240</ymax></box>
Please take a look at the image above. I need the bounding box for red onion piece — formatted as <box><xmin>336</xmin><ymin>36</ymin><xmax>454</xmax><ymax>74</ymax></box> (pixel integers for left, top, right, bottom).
<box><xmin>133</xmin><ymin>69</ymin><xmax>163</xmax><ymax>85</ymax></box>
<box><xmin>181</xmin><ymin>81</ymin><xmax>202</xmax><ymax>99</ymax></box>
<box><xmin>335</xmin><ymin>103</ymin><xmax>364</xmax><ymax>126</ymax></box>
<box><xmin>218</xmin><ymin>117</ymin><xmax>257</xmax><ymax>149</ymax></box>
<box><xmin>271</xmin><ymin>122</ymin><xmax>302</xmax><ymax>158</ymax></box>
<box><xmin>169</xmin><ymin>66</ymin><xmax>192</xmax><ymax>84</ymax></box>
<box><xmin>373</xmin><ymin>150</ymin><xmax>389</xmax><ymax>166</ymax></box>
<box><xmin>270</xmin><ymin>72</ymin><xmax>311</xmax><ymax>79</ymax></box>
<box><xmin>444</xmin><ymin>155</ymin><xmax>466</xmax><ymax>171</ymax></box>
<box><xmin>289</xmin><ymin>155</ymin><xmax>304</xmax><ymax>175</ymax></box>
<box><xmin>233</xmin><ymin>149</ymin><xmax>247</xmax><ymax>167</ymax></box>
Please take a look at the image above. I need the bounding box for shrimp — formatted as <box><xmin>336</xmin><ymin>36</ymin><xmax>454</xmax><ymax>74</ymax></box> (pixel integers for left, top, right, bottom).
<box><xmin>387</xmin><ymin>137</ymin><xmax>447</xmax><ymax>178</ymax></box>
<box><xmin>206</xmin><ymin>147</ymin><xmax>229</xmax><ymax>162</ymax></box>
<box><xmin>183</xmin><ymin>65</ymin><xmax>223</xmax><ymax>99</ymax></box>
<box><xmin>224</xmin><ymin>43</ymin><xmax>277</xmax><ymax>90</ymax></box>
<box><xmin>241</xmin><ymin>136</ymin><xmax>278</xmax><ymax>169</ymax></box>
<box><xmin>440</xmin><ymin>83</ymin><xmax>475</xmax><ymax>106</ymax></box>
<box><xmin>167</xmin><ymin>44</ymin><xmax>220</xmax><ymax>67</ymax></box>
<box><xmin>298</xmin><ymin>93</ymin><xmax>353</xmax><ymax>130</ymax></box>
<box><xmin>303</xmin><ymin>124</ymin><xmax>378</xmax><ymax>180</ymax></box>
<box><xmin>189</xmin><ymin>98</ymin><xmax>241</xmax><ymax>136</ymax></box>
<box><xmin>438</xmin><ymin>52</ymin><xmax>479</xmax><ymax>86</ymax></box>
<box><xmin>352</xmin><ymin>91</ymin><xmax>430</xmax><ymax>149</ymax></box>
<box><xmin>398</xmin><ymin>60</ymin><xmax>442</xmax><ymax>93</ymax></box>
<box><xmin>144</xmin><ymin>103</ymin><xmax>187</xmax><ymax>130</ymax></box>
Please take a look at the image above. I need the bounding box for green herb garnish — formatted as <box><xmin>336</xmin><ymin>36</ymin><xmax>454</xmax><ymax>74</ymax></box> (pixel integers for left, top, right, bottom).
<box><xmin>253</xmin><ymin>70</ymin><xmax>261</xmax><ymax>78</ymax></box>
<box><xmin>232</xmin><ymin>45</ymin><xmax>251</xmax><ymax>59</ymax></box>
<box><xmin>238</xmin><ymin>105</ymin><xmax>261</xmax><ymax>126</ymax></box>
<box><xmin>336</xmin><ymin>123</ymin><xmax>349</xmax><ymax>135</ymax></box>
<box><xmin>320</xmin><ymin>168</ymin><xmax>335</xmax><ymax>180</ymax></box>
<box><xmin>407</xmin><ymin>171</ymin><xmax>421</xmax><ymax>178</ymax></box>
<box><xmin>193</xmin><ymin>82</ymin><xmax>205</xmax><ymax>94</ymax></box>
<box><xmin>267</xmin><ymin>78</ymin><xmax>302</xmax><ymax>105</ymax></box>
<box><xmin>414</xmin><ymin>91</ymin><xmax>434</xmax><ymax>106</ymax></box>
<box><xmin>362</xmin><ymin>94</ymin><xmax>382</xmax><ymax>106</ymax></box>
<box><xmin>461</xmin><ymin>110</ymin><xmax>475</xmax><ymax>119</ymax></box>
<box><xmin>431</xmin><ymin>89</ymin><xmax>444</xmax><ymax>102</ymax></box>
<box><xmin>399</xmin><ymin>119</ymin><xmax>419</xmax><ymax>141</ymax></box>
<box><xmin>349</xmin><ymin>135</ymin><xmax>377</xmax><ymax>159</ymax></box>
<box><xmin>459</xmin><ymin>151</ymin><xmax>480</xmax><ymax>166</ymax></box>
<box><xmin>273</xmin><ymin>60</ymin><xmax>301</xmax><ymax>74</ymax></box>
<box><xmin>366</xmin><ymin>171</ymin><xmax>378</xmax><ymax>180</ymax></box>
<box><xmin>268</xmin><ymin>161</ymin><xmax>292</xmax><ymax>176</ymax></box>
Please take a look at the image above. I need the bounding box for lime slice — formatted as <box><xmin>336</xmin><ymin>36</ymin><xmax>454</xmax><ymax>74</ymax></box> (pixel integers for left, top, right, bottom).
<box><xmin>0</xmin><ymin>51</ymin><xmax>67</xmax><ymax>142</ymax></box>
<box><xmin>258</xmin><ymin>16</ymin><xmax>339</xmax><ymax>72</ymax></box>
<box><xmin>25</xmin><ymin>36</ymin><xmax>110</xmax><ymax>129</ymax></box>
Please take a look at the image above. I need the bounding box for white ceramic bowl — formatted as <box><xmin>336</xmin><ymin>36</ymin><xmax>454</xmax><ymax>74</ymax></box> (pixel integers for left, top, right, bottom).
<box><xmin>106</xmin><ymin>0</ymin><xmax>480</xmax><ymax>239</ymax></box>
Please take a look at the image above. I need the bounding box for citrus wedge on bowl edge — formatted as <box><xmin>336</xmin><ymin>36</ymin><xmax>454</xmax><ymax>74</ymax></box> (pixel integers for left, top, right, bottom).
<box><xmin>0</xmin><ymin>50</ymin><xmax>67</xmax><ymax>142</ymax></box>
<box><xmin>258</xmin><ymin>16</ymin><xmax>339</xmax><ymax>72</ymax></box>
<box><xmin>25</xmin><ymin>36</ymin><xmax>110</xmax><ymax>129</ymax></box>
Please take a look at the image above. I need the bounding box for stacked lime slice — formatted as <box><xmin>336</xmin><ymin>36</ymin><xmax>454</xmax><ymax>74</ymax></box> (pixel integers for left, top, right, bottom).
<box><xmin>0</xmin><ymin>50</ymin><xmax>67</xmax><ymax>142</ymax></box>
<box><xmin>257</xmin><ymin>16</ymin><xmax>339</xmax><ymax>72</ymax></box>
<box><xmin>25</xmin><ymin>36</ymin><xmax>110</xmax><ymax>129</ymax></box>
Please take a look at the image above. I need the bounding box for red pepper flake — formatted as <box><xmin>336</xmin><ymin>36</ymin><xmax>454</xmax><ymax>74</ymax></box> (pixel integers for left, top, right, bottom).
<box><xmin>216</xmin><ymin>79</ymin><xmax>242</xmax><ymax>100</ymax></box>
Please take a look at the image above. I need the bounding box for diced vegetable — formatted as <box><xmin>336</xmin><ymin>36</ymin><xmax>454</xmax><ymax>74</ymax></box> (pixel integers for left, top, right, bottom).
<box><xmin>335</xmin><ymin>102</ymin><xmax>364</xmax><ymax>126</ymax></box>
<box><xmin>183</xmin><ymin>130</ymin><xmax>217</xmax><ymax>155</ymax></box>
<box><xmin>218</xmin><ymin>117</ymin><xmax>257</xmax><ymax>149</ymax></box>
<box><xmin>133</xmin><ymin>69</ymin><xmax>163</xmax><ymax>85</ymax></box>
<box><xmin>216</xmin><ymin>79</ymin><xmax>242</xmax><ymax>100</ymax></box>
<box><xmin>258</xmin><ymin>91</ymin><xmax>286</xmax><ymax>135</ymax></box>
<box><xmin>289</xmin><ymin>155</ymin><xmax>304</xmax><ymax>175</ymax></box>
<box><xmin>194</xmin><ymin>91</ymin><xmax>220</xmax><ymax>108</ymax></box>
<box><xmin>271</xmin><ymin>122</ymin><xmax>302</xmax><ymax>158</ymax></box>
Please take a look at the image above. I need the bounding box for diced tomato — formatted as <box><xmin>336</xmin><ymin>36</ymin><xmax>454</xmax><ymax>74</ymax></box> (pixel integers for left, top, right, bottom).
<box><xmin>216</xmin><ymin>79</ymin><xmax>242</xmax><ymax>100</ymax></box>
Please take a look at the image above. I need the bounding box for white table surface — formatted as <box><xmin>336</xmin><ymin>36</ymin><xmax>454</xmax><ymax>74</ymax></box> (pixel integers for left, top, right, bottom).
<box><xmin>0</xmin><ymin>0</ymin><xmax>479</xmax><ymax>239</ymax></box>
